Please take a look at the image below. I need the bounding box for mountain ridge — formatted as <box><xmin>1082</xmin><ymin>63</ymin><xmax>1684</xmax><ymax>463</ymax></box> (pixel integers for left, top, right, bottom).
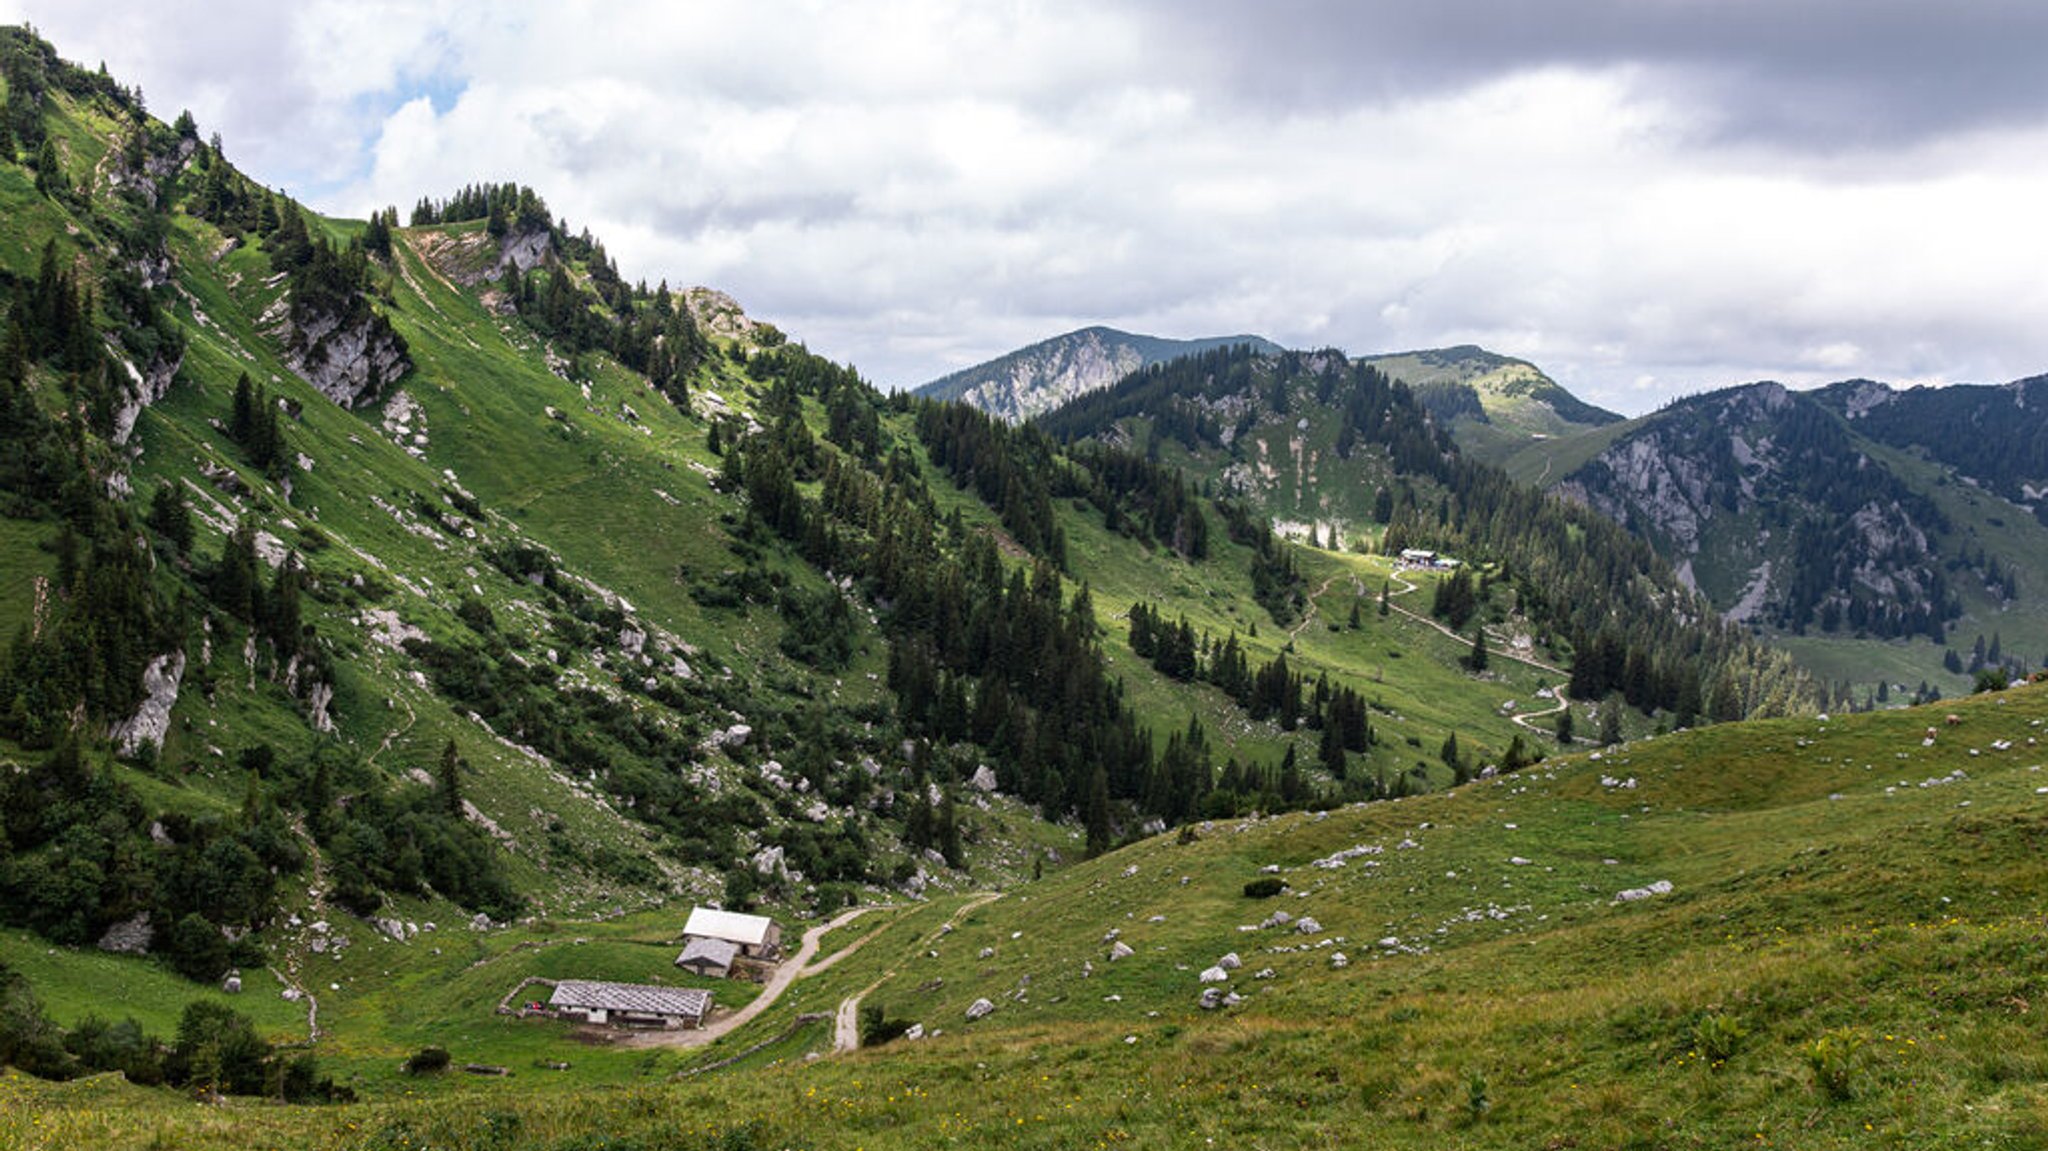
<box><xmin>914</xmin><ymin>325</ymin><xmax>1283</xmax><ymax>422</ymax></box>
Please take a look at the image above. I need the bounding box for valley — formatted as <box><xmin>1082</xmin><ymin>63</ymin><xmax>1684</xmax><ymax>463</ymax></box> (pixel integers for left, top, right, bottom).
<box><xmin>1</xmin><ymin>22</ymin><xmax>2046</xmax><ymax>1151</ymax></box>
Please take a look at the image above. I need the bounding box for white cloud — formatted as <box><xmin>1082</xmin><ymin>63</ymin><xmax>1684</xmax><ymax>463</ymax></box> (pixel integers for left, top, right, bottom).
<box><xmin>5</xmin><ymin>0</ymin><xmax>2048</xmax><ymax>410</ymax></box>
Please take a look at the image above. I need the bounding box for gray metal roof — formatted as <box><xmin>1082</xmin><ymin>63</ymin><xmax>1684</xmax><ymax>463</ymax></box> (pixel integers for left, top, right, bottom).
<box><xmin>549</xmin><ymin>979</ymin><xmax>711</xmax><ymax>1018</ymax></box>
<box><xmin>676</xmin><ymin>936</ymin><xmax>739</xmax><ymax>968</ymax></box>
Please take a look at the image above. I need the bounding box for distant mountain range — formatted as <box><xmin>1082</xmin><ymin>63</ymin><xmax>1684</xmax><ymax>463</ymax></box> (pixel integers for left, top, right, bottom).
<box><xmin>1510</xmin><ymin>374</ymin><xmax>2048</xmax><ymax>689</ymax></box>
<box><xmin>915</xmin><ymin>326</ymin><xmax>1282</xmax><ymax>423</ymax></box>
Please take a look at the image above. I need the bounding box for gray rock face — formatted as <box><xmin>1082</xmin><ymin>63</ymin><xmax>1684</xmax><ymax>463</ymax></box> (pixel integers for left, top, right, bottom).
<box><xmin>919</xmin><ymin>328</ymin><xmax>1284</xmax><ymax>425</ymax></box>
<box><xmin>966</xmin><ymin>997</ymin><xmax>996</xmax><ymax>1021</ymax></box>
<box><xmin>287</xmin><ymin>307</ymin><xmax>411</xmax><ymax>409</ymax></box>
<box><xmin>307</xmin><ymin>681</ymin><xmax>336</xmax><ymax>733</ymax></box>
<box><xmin>684</xmin><ymin>288</ymin><xmax>760</xmax><ymax>340</ymax></box>
<box><xmin>98</xmin><ymin>912</ymin><xmax>153</xmax><ymax>955</ymax></box>
<box><xmin>497</xmin><ymin>227</ymin><xmax>552</xmax><ymax>276</ymax></box>
<box><xmin>112</xmin><ymin>350</ymin><xmax>181</xmax><ymax>446</ymax></box>
<box><xmin>108</xmin><ymin>652</ymin><xmax>186</xmax><ymax>757</ymax></box>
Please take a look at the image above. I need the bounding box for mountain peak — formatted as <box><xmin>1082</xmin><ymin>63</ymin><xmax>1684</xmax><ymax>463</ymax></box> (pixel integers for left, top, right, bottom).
<box><xmin>916</xmin><ymin>327</ymin><xmax>1282</xmax><ymax>423</ymax></box>
<box><xmin>1362</xmin><ymin>345</ymin><xmax>1622</xmax><ymax>462</ymax></box>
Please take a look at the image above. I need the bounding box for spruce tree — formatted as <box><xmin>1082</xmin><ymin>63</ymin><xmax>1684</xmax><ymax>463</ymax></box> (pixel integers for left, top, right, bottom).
<box><xmin>1084</xmin><ymin>766</ymin><xmax>1111</xmax><ymax>857</ymax></box>
<box><xmin>437</xmin><ymin>739</ymin><xmax>463</xmax><ymax>816</ymax></box>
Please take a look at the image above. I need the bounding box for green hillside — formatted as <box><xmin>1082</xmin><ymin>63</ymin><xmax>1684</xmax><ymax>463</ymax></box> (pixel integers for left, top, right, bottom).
<box><xmin>11</xmin><ymin>680</ymin><xmax>2048</xmax><ymax>1148</ymax></box>
<box><xmin>0</xmin><ymin>26</ymin><xmax>1667</xmax><ymax>1105</ymax></box>
<box><xmin>5</xmin><ymin>24</ymin><xmax>2038</xmax><ymax>1151</ymax></box>
<box><xmin>1361</xmin><ymin>345</ymin><xmax>1623</xmax><ymax>465</ymax></box>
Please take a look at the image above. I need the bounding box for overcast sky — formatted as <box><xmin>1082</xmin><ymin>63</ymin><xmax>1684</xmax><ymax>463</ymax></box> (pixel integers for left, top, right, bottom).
<box><xmin>9</xmin><ymin>1</ymin><xmax>2048</xmax><ymax>413</ymax></box>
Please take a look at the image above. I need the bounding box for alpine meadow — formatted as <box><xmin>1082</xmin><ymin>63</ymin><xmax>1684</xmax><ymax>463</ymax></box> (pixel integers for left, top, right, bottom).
<box><xmin>4</xmin><ymin>20</ymin><xmax>2048</xmax><ymax>1151</ymax></box>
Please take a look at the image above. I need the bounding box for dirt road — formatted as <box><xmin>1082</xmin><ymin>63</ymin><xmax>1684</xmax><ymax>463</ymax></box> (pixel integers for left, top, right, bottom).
<box><xmin>617</xmin><ymin>904</ymin><xmax>886</xmax><ymax>1050</ymax></box>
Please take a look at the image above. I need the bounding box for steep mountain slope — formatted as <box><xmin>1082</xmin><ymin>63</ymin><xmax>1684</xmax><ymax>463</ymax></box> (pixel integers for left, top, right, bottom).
<box><xmin>1517</xmin><ymin>377</ymin><xmax>2048</xmax><ymax>696</ymax></box>
<box><xmin>914</xmin><ymin>325</ymin><xmax>1281</xmax><ymax>423</ymax></box>
<box><xmin>1037</xmin><ymin>345</ymin><xmax>1813</xmax><ymax>723</ymax></box>
<box><xmin>0</xmin><ymin>23</ymin><xmax>1646</xmax><ymax>1047</ymax></box>
<box><xmin>1815</xmin><ymin>375</ymin><xmax>2048</xmax><ymax>509</ymax></box>
<box><xmin>1361</xmin><ymin>344</ymin><xmax>1622</xmax><ymax>463</ymax></box>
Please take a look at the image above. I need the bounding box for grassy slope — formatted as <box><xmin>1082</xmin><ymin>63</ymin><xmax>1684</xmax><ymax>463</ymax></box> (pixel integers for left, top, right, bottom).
<box><xmin>12</xmin><ymin>682</ymin><xmax>2048</xmax><ymax>1148</ymax></box>
<box><xmin>1</xmin><ymin>103</ymin><xmax>1582</xmax><ymax>1123</ymax></box>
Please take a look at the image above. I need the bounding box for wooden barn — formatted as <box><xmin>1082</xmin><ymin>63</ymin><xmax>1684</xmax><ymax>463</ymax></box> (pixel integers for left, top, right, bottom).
<box><xmin>547</xmin><ymin>980</ymin><xmax>711</xmax><ymax>1029</ymax></box>
<box><xmin>681</xmin><ymin>907</ymin><xmax>782</xmax><ymax>960</ymax></box>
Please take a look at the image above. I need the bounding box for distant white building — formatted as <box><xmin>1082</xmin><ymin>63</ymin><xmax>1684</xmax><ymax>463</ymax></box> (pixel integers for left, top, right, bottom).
<box><xmin>1398</xmin><ymin>548</ymin><xmax>1460</xmax><ymax>570</ymax></box>
<box><xmin>681</xmin><ymin>907</ymin><xmax>782</xmax><ymax>960</ymax></box>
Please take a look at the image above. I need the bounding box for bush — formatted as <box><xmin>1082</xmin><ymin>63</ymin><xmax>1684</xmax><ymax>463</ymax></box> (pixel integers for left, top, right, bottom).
<box><xmin>1691</xmin><ymin>1012</ymin><xmax>1748</xmax><ymax>1069</ymax></box>
<box><xmin>1805</xmin><ymin>1030</ymin><xmax>1862</xmax><ymax>1101</ymax></box>
<box><xmin>1242</xmin><ymin>877</ymin><xmax>1286</xmax><ymax>899</ymax></box>
<box><xmin>858</xmin><ymin>1001</ymin><xmax>912</xmax><ymax>1047</ymax></box>
<box><xmin>404</xmin><ymin>1045</ymin><xmax>451</xmax><ymax>1075</ymax></box>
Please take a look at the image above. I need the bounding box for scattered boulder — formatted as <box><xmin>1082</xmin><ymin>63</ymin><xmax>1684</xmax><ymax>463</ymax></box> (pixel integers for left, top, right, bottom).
<box><xmin>1217</xmin><ymin>952</ymin><xmax>1242</xmax><ymax>971</ymax></box>
<box><xmin>1614</xmin><ymin>880</ymin><xmax>1674</xmax><ymax>903</ymax></box>
<box><xmin>1198</xmin><ymin>966</ymin><xmax>1229</xmax><ymax>984</ymax></box>
<box><xmin>222</xmin><ymin>974</ymin><xmax>243</xmax><ymax>994</ymax></box>
<box><xmin>97</xmin><ymin>912</ymin><xmax>153</xmax><ymax>956</ymax></box>
<box><xmin>1198</xmin><ymin>987</ymin><xmax>1225</xmax><ymax>1010</ymax></box>
<box><xmin>979</xmin><ymin>947</ymin><xmax>996</xmax><ymax>960</ymax></box>
<box><xmin>969</xmin><ymin>764</ymin><xmax>999</xmax><ymax>793</ymax></box>
<box><xmin>1329</xmin><ymin>953</ymin><xmax>1349</xmax><ymax>969</ymax></box>
<box><xmin>1295</xmin><ymin>917</ymin><xmax>1323</xmax><ymax>935</ymax></box>
<box><xmin>966</xmin><ymin>998</ymin><xmax>995</xmax><ymax>1021</ymax></box>
<box><xmin>1109</xmin><ymin>941</ymin><xmax>1135</xmax><ymax>961</ymax></box>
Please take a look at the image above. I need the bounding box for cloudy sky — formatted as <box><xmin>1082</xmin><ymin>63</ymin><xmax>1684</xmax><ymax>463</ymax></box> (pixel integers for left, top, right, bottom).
<box><xmin>8</xmin><ymin>1</ymin><xmax>2048</xmax><ymax>413</ymax></box>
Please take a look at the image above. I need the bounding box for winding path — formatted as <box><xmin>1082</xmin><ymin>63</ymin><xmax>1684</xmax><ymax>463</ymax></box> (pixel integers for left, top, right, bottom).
<box><xmin>620</xmin><ymin>904</ymin><xmax>890</xmax><ymax>1050</ymax></box>
<box><xmin>1376</xmin><ymin>568</ymin><xmax>1567</xmax><ymax>677</ymax></box>
<box><xmin>830</xmin><ymin>891</ymin><xmax>1004</xmax><ymax>1055</ymax></box>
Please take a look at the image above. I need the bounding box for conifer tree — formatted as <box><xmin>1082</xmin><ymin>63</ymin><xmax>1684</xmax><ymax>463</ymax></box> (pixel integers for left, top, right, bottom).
<box><xmin>1084</xmin><ymin>766</ymin><xmax>1111</xmax><ymax>858</ymax></box>
<box><xmin>437</xmin><ymin>739</ymin><xmax>463</xmax><ymax>817</ymax></box>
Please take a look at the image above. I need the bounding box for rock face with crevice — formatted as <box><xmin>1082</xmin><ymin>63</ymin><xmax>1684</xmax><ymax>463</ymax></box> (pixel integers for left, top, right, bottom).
<box><xmin>287</xmin><ymin>305</ymin><xmax>412</xmax><ymax>409</ymax></box>
<box><xmin>108</xmin><ymin>652</ymin><xmax>186</xmax><ymax>756</ymax></box>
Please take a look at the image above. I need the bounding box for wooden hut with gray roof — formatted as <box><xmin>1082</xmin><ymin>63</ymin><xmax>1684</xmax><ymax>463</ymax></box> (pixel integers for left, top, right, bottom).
<box><xmin>547</xmin><ymin>980</ymin><xmax>711</xmax><ymax>1029</ymax></box>
<box><xmin>675</xmin><ymin>907</ymin><xmax>781</xmax><ymax>979</ymax></box>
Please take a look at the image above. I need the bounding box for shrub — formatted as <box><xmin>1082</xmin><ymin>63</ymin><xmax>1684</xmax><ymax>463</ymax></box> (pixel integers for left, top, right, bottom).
<box><xmin>858</xmin><ymin>1001</ymin><xmax>911</xmax><ymax>1047</ymax></box>
<box><xmin>1243</xmin><ymin>877</ymin><xmax>1286</xmax><ymax>899</ymax></box>
<box><xmin>1691</xmin><ymin>1012</ymin><xmax>1748</xmax><ymax>1068</ymax></box>
<box><xmin>404</xmin><ymin>1045</ymin><xmax>452</xmax><ymax>1075</ymax></box>
<box><xmin>1805</xmin><ymin>1029</ymin><xmax>1862</xmax><ymax>1101</ymax></box>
